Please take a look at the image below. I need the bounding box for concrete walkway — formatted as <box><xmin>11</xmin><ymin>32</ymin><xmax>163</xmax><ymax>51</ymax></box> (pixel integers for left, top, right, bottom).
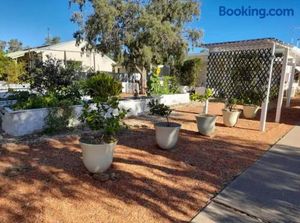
<box><xmin>191</xmin><ymin>126</ymin><xmax>300</xmax><ymax>223</ymax></box>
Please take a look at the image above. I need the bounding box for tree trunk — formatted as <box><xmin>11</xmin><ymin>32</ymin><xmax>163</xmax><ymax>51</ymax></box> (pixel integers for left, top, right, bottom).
<box><xmin>136</xmin><ymin>66</ymin><xmax>147</xmax><ymax>94</ymax></box>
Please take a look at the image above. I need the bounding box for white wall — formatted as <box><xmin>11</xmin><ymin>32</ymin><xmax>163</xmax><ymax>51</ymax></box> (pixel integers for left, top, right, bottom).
<box><xmin>40</xmin><ymin>40</ymin><xmax>116</xmax><ymax>72</ymax></box>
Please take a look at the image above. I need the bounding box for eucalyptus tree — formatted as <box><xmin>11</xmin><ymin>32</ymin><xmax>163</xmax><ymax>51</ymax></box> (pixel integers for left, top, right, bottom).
<box><xmin>70</xmin><ymin>0</ymin><xmax>202</xmax><ymax>93</ymax></box>
<box><xmin>7</xmin><ymin>39</ymin><xmax>23</xmax><ymax>52</ymax></box>
<box><xmin>0</xmin><ymin>40</ymin><xmax>6</xmax><ymax>52</ymax></box>
<box><xmin>45</xmin><ymin>36</ymin><xmax>61</xmax><ymax>45</ymax></box>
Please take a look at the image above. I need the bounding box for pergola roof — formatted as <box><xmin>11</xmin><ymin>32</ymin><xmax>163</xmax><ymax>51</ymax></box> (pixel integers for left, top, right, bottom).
<box><xmin>201</xmin><ymin>38</ymin><xmax>291</xmax><ymax>52</ymax></box>
<box><xmin>202</xmin><ymin>38</ymin><xmax>300</xmax><ymax>65</ymax></box>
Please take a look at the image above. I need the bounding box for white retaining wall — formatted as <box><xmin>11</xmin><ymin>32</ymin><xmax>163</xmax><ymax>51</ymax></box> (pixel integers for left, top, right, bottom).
<box><xmin>1</xmin><ymin>105</ymin><xmax>83</xmax><ymax>137</ymax></box>
<box><xmin>0</xmin><ymin>82</ymin><xmax>30</xmax><ymax>99</ymax></box>
<box><xmin>1</xmin><ymin>93</ymin><xmax>190</xmax><ymax>136</ymax></box>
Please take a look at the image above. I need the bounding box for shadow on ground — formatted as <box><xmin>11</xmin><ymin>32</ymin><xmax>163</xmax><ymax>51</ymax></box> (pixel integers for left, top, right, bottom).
<box><xmin>0</xmin><ymin>97</ymin><xmax>299</xmax><ymax>222</ymax></box>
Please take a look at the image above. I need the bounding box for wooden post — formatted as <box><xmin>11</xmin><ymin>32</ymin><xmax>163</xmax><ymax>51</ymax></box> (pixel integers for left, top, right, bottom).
<box><xmin>260</xmin><ymin>43</ymin><xmax>276</xmax><ymax>132</ymax></box>
<box><xmin>275</xmin><ymin>48</ymin><xmax>289</xmax><ymax>123</ymax></box>
<box><xmin>286</xmin><ymin>61</ymin><xmax>296</xmax><ymax>107</ymax></box>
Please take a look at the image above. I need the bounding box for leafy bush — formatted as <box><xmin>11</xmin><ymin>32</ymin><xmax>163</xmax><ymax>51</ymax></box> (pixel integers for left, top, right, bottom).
<box><xmin>44</xmin><ymin>99</ymin><xmax>75</xmax><ymax>134</ymax></box>
<box><xmin>147</xmin><ymin>68</ymin><xmax>179</xmax><ymax>95</ymax></box>
<box><xmin>164</xmin><ymin>76</ymin><xmax>179</xmax><ymax>94</ymax></box>
<box><xmin>177</xmin><ymin>58</ymin><xmax>202</xmax><ymax>86</ymax></box>
<box><xmin>241</xmin><ymin>89</ymin><xmax>263</xmax><ymax>106</ymax></box>
<box><xmin>190</xmin><ymin>88</ymin><xmax>213</xmax><ymax>102</ymax></box>
<box><xmin>28</xmin><ymin>57</ymin><xmax>82</xmax><ymax>101</ymax></box>
<box><xmin>0</xmin><ymin>52</ymin><xmax>27</xmax><ymax>83</ymax></box>
<box><xmin>7</xmin><ymin>90</ymin><xmax>32</xmax><ymax>102</ymax></box>
<box><xmin>80</xmin><ymin>73</ymin><xmax>127</xmax><ymax>143</ymax></box>
<box><xmin>225</xmin><ymin>98</ymin><xmax>238</xmax><ymax>111</ymax></box>
<box><xmin>12</xmin><ymin>93</ymin><xmax>59</xmax><ymax>110</ymax></box>
<box><xmin>148</xmin><ymin>99</ymin><xmax>172</xmax><ymax>126</ymax></box>
<box><xmin>81</xmin><ymin>72</ymin><xmax>122</xmax><ymax>102</ymax></box>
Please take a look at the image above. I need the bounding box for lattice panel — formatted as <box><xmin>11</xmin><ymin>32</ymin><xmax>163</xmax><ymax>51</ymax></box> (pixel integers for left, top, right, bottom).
<box><xmin>207</xmin><ymin>48</ymin><xmax>282</xmax><ymax>101</ymax></box>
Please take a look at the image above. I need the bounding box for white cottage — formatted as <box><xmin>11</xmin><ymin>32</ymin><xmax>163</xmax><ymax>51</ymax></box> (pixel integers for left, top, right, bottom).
<box><xmin>6</xmin><ymin>40</ymin><xmax>116</xmax><ymax>72</ymax></box>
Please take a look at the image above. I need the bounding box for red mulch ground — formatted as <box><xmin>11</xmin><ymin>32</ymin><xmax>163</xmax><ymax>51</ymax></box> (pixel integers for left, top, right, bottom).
<box><xmin>0</xmin><ymin>98</ymin><xmax>299</xmax><ymax>223</ymax></box>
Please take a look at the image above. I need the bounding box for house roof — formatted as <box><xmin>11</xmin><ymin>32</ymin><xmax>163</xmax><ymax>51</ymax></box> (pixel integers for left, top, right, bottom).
<box><xmin>6</xmin><ymin>40</ymin><xmax>116</xmax><ymax>64</ymax></box>
<box><xmin>6</xmin><ymin>40</ymin><xmax>77</xmax><ymax>59</ymax></box>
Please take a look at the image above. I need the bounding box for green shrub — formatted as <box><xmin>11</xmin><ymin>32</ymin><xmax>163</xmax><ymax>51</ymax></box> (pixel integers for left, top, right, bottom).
<box><xmin>190</xmin><ymin>88</ymin><xmax>213</xmax><ymax>102</ymax></box>
<box><xmin>81</xmin><ymin>72</ymin><xmax>122</xmax><ymax>102</ymax></box>
<box><xmin>27</xmin><ymin>57</ymin><xmax>82</xmax><ymax>102</ymax></box>
<box><xmin>241</xmin><ymin>89</ymin><xmax>263</xmax><ymax>106</ymax></box>
<box><xmin>28</xmin><ymin>57</ymin><xmax>79</xmax><ymax>92</ymax></box>
<box><xmin>147</xmin><ymin>69</ymin><xmax>179</xmax><ymax>95</ymax></box>
<box><xmin>225</xmin><ymin>98</ymin><xmax>239</xmax><ymax>111</ymax></box>
<box><xmin>177</xmin><ymin>58</ymin><xmax>202</xmax><ymax>86</ymax></box>
<box><xmin>44</xmin><ymin>99</ymin><xmax>75</xmax><ymax>134</ymax></box>
<box><xmin>12</xmin><ymin>93</ymin><xmax>59</xmax><ymax>110</ymax></box>
<box><xmin>0</xmin><ymin>52</ymin><xmax>27</xmax><ymax>83</ymax></box>
<box><xmin>148</xmin><ymin>99</ymin><xmax>172</xmax><ymax>125</ymax></box>
<box><xmin>80</xmin><ymin>73</ymin><xmax>127</xmax><ymax>143</ymax></box>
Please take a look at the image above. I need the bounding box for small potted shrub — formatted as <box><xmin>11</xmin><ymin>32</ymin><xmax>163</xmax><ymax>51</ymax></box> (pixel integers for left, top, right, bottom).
<box><xmin>222</xmin><ymin>98</ymin><xmax>241</xmax><ymax>127</ymax></box>
<box><xmin>80</xmin><ymin>73</ymin><xmax>127</xmax><ymax>173</ymax></box>
<box><xmin>148</xmin><ymin>99</ymin><xmax>181</xmax><ymax>150</ymax></box>
<box><xmin>242</xmin><ymin>90</ymin><xmax>261</xmax><ymax>119</ymax></box>
<box><xmin>191</xmin><ymin>88</ymin><xmax>216</xmax><ymax>135</ymax></box>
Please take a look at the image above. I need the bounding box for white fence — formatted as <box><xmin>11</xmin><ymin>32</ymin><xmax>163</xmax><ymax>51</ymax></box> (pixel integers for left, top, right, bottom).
<box><xmin>121</xmin><ymin>82</ymin><xmax>139</xmax><ymax>94</ymax></box>
<box><xmin>0</xmin><ymin>82</ymin><xmax>30</xmax><ymax>99</ymax></box>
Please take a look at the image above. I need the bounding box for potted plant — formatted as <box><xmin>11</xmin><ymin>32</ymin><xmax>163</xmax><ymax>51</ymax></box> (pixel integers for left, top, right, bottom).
<box><xmin>222</xmin><ymin>98</ymin><xmax>241</xmax><ymax>127</ymax></box>
<box><xmin>80</xmin><ymin>73</ymin><xmax>127</xmax><ymax>173</ymax></box>
<box><xmin>190</xmin><ymin>88</ymin><xmax>216</xmax><ymax>136</ymax></box>
<box><xmin>242</xmin><ymin>90</ymin><xmax>261</xmax><ymax>119</ymax></box>
<box><xmin>148</xmin><ymin>99</ymin><xmax>181</xmax><ymax>150</ymax></box>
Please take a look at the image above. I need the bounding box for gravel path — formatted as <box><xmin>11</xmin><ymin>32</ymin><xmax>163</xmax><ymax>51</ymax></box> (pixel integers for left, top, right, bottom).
<box><xmin>0</xmin><ymin>98</ymin><xmax>299</xmax><ymax>223</ymax></box>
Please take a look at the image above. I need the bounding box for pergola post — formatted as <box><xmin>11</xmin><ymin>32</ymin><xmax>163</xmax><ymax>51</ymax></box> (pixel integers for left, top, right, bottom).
<box><xmin>275</xmin><ymin>48</ymin><xmax>289</xmax><ymax>122</ymax></box>
<box><xmin>260</xmin><ymin>43</ymin><xmax>276</xmax><ymax>132</ymax></box>
<box><xmin>286</xmin><ymin>61</ymin><xmax>296</xmax><ymax>107</ymax></box>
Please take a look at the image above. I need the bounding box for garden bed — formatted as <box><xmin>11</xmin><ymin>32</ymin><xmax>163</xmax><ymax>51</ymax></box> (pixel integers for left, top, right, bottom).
<box><xmin>1</xmin><ymin>93</ymin><xmax>190</xmax><ymax>136</ymax></box>
<box><xmin>0</xmin><ymin>98</ymin><xmax>299</xmax><ymax>223</ymax></box>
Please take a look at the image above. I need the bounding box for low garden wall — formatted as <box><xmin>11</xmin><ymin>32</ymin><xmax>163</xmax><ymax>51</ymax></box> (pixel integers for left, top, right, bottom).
<box><xmin>1</xmin><ymin>93</ymin><xmax>190</xmax><ymax>137</ymax></box>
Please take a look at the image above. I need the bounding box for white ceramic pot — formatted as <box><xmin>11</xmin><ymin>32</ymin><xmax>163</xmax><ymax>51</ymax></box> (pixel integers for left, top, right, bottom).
<box><xmin>222</xmin><ymin>109</ymin><xmax>241</xmax><ymax>127</ymax></box>
<box><xmin>196</xmin><ymin>114</ymin><xmax>217</xmax><ymax>136</ymax></box>
<box><xmin>243</xmin><ymin>105</ymin><xmax>259</xmax><ymax>119</ymax></box>
<box><xmin>155</xmin><ymin>122</ymin><xmax>181</xmax><ymax>150</ymax></box>
<box><xmin>80</xmin><ymin>141</ymin><xmax>116</xmax><ymax>173</ymax></box>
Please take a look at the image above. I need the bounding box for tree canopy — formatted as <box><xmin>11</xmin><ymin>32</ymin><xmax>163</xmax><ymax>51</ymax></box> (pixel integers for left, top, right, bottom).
<box><xmin>44</xmin><ymin>36</ymin><xmax>61</xmax><ymax>45</ymax></box>
<box><xmin>7</xmin><ymin>39</ymin><xmax>23</xmax><ymax>52</ymax></box>
<box><xmin>0</xmin><ymin>41</ymin><xmax>6</xmax><ymax>52</ymax></box>
<box><xmin>70</xmin><ymin>0</ymin><xmax>202</xmax><ymax>93</ymax></box>
<box><xmin>0</xmin><ymin>39</ymin><xmax>24</xmax><ymax>53</ymax></box>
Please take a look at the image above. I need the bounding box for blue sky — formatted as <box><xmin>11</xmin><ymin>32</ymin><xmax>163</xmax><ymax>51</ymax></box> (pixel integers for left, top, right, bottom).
<box><xmin>0</xmin><ymin>0</ymin><xmax>299</xmax><ymax>52</ymax></box>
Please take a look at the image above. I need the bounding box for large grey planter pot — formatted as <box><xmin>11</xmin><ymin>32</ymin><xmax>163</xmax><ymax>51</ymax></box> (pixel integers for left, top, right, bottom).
<box><xmin>222</xmin><ymin>109</ymin><xmax>241</xmax><ymax>127</ymax></box>
<box><xmin>196</xmin><ymin>114</ymin><xmax>217</xmax><ymax>136</ymax></box>
<box><xmin>155</xmin><ymin>122</ymin><xmax>181</xmax><ymax>150</ymax></box>
<box><xmin>243</xmin><ymin>105</ymin><xmax>259</xmax><ymax>119</ymax></box>
<box><xmin>80</xmin><ymin>141</ymin><xmax>116</xmax><ymax>173</ymax></box>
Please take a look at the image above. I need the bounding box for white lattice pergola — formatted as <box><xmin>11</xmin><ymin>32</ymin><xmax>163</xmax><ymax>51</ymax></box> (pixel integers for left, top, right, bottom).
<box><xmin>202</xmin><ymin>38</ymin><xmax>300</xmax><ymax>131</ymax></box>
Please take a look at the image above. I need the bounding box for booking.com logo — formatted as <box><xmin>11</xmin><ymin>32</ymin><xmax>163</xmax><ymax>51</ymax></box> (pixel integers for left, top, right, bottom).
<box><xmin>219</xmin><ymin>6</ymin><xmax>294</xmax><ymax>18</ymax></box>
